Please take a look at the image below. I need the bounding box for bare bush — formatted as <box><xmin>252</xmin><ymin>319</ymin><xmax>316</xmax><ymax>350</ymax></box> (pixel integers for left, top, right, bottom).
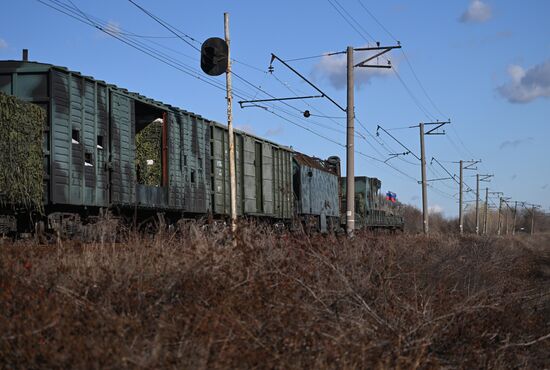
<box><xmin>1</xmin><ymin>226</ymin><xmax>549</xmax><ymax>369</ymax></box>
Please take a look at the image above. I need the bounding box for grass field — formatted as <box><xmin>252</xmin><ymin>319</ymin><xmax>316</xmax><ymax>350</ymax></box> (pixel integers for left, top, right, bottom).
<box><xmin>1</xmin><ymin>226</ymin><xmax>549</xmax><ymax>369</ymax></box>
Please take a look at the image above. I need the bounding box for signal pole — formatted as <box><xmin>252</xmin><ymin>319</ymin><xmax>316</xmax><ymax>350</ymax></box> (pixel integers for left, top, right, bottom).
<box><xmin>224</xmin><ymin>13</ymin><xmax>237</xmax><ymax>233</ymax></box>
<box><xmin>346</xmin><ymin>46</ymin><xmax>355</xmax><ymax>235</ymax></box>
<box><xmin>419</xmin><ymin>123</ymin><xmax>428</xmax><ymax>234</ymax></box>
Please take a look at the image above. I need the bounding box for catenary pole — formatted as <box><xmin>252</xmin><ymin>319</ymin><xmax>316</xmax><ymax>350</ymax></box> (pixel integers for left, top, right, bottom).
<box><xmin>270</xmin><ymin>44</ymin><xmax>399</xmax><ymax>236</ymax></box>
<box><xmin>225</xmin><ymin>13</ymin><xmax>237</xmax><ymax>233</ymax></box>
<box><xmin>497</xmin><ymin>197</ymin><xmax>502</xmax><ymax>235</ymax></box>
<box><xmin>346</xmin><ymin>46</ymin><xmax>355</xmax><ymax>235</ymax></box>
<box><xmin>512</xmin><ymin>201</ymin><xmax>518</xmax><ymax>235</ymax></box>
<box><xmin>459</xmin><ymin>160</ymin><xmax>463</xmax><ymax>234</ymax></box>
<box><xmin>475</xmin><ymin>174</ymin><xmax>480</xmax><ymax>235</ymax></box>
<box><xmin>419</xmin><ymin>123</ymin><xmax>428</xmax><ymax>234</ymax></box>
<box><xmin>483</xmin><ymin>187</ymin><xmax>489</xmax><ymax>235</ymax></box>
<box><xmin>531</xmin><ymin>205</ymin><xmax>535</xmax><ymax>235</ymax></box>
<box><xmin>505</xmin><ymin>204</ymin><xmax>509</xmax><ymax>235</ymax></box>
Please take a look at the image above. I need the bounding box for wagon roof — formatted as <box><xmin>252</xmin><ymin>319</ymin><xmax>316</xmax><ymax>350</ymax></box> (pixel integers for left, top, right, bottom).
<box><xmin>294</xmin><ymin>152</ymin><xmax>338</xmax><ymax>175</ymax></box>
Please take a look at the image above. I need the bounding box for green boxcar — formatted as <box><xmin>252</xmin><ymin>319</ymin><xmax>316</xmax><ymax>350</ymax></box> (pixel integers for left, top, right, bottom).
<box><xmin>0</xmin><ymin>61</ymin><xmax>111</xmax><ymax>207</ymax></box>
<box><xmin>210</xmin><ymin>123</ymin><xmax>293</xmax><ymax>219</ymax></box>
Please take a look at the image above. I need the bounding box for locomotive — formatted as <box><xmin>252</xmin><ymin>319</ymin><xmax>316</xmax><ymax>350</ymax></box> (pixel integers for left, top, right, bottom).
<box><xmin>0</xmin><ymin>57</ymin><xmax>403</xmax><ymax>236</ymax></box>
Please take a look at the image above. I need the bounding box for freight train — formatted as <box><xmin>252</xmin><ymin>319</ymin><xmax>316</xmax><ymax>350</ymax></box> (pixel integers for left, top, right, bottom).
<box><xmin>0</xmin><ymin>57</ymin><xmax>403</xmax><ymax>236</ymax></box>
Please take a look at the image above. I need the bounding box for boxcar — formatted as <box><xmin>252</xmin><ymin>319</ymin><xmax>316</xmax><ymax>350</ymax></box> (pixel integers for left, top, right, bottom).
<box><xmin>292</xmin><ymin>153</ymin><xmax>340</xmax><ymax>232</ymax></box>
<box><xmin>209</xmin><ymin>123</ymin><xmax>293</xmax><ymax>220</ymax></box>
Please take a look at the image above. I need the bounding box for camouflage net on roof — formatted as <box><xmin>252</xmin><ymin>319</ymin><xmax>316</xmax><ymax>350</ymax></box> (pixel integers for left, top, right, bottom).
<box><xmin>0</xmin><ymin>92</ymin><xmax>45</xmax><ymax>212</ymax></box>
<box><xmin>135</xmin><ymin>120</ymin><xmax>162</xmax><ymax>186</ymax></box>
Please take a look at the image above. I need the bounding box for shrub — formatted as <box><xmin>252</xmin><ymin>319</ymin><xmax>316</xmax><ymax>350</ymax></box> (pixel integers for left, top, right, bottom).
<box><xmin>0</xmin><ymin>92</ymin><xmax>45</xmax><ymax>211</ymax></box>
<box><xmin>1</xmin><ymin>227</ymin><xmax>548</xmax><ymax>368</ymax></box>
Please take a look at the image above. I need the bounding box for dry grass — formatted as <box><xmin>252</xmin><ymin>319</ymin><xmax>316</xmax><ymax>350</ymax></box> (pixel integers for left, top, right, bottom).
<box><xmin>1</xmin><ymin>225</ymin><xmax>549</xmax><ymax>369</ymax></box>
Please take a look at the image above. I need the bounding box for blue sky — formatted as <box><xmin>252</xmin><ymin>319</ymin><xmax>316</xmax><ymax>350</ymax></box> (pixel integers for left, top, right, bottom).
<box><xmin>1</xmin><ymin>0</ymin><xmax>549</xmax><ymax>216</ymax></box>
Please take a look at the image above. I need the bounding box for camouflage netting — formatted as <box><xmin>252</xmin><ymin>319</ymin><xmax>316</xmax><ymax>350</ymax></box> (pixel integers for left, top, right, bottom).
<box><xmin>135</xmin><ymin>120</ymin><xmax>162</xmax><ymax>186</ymax></box>
<box><xmin>0</xmin><ymin>92</ymin><xmax>45</xmax><ymax>212</ymax></box>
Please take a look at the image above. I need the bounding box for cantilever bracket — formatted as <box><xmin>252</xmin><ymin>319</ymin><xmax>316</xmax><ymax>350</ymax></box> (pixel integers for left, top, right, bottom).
<box><xmin>424</xmin><ymin>120</ymin><xmax>451</xmax><ymax>135</ymax></box>
<box><xmin>354</xmin><ymin>44</ymin><xmax>402</xmax><ymax>68</ymax></box>
<box><xmin>238</xmin><ymin>95</ymin><xmax>323</xmax><ymax>109</ymax></box>
<box><xmin>384</xmin><ymin>151</ymin><xmax>410</xmax><ymax>163</ymax></box>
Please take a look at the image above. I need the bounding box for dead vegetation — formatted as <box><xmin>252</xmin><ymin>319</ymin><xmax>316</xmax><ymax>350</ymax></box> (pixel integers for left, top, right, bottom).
<box><xmin>1</xmin><ymin>225</ymin><xmax>549</xmax><ymax>369</ymax></box>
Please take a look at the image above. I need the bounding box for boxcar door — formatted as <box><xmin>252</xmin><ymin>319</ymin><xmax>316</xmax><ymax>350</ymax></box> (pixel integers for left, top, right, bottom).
<box><xmin>254</xmin><ymin>142</ymin><xmax>263</xmax><ymax>213</ymax></box>
<box><xmin>109</xmin><ymin>91</ymin><xmax>135</xmax><ymax>206</ymax></box>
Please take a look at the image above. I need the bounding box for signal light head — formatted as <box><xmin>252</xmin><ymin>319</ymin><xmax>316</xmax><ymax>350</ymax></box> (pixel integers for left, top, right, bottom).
<box><xmin>200</xmin><ymin>37</ymin><xmax>229</xmax><ymax>76</ymax></box>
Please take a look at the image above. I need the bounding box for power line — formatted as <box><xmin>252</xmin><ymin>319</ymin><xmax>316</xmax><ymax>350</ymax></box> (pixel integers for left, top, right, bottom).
<box><xmin>327</xmin><ymin>0</ymin><xmax>375</xmax><ymax>43</ymax></box>
<box><xmin>268</xmin><ymin>71</ymin><xmax>362</xmax><ymax>136</ymax></box>
<box><xmin>400</xmin><ymin>49</ymin><xmax>448</xmax><ymax>119</ymax></box>
<box><xmin>356</xmin><ymin>0</ymin><xmax>398</xmax><ymax>41</ymax></box>
<box><xmin>376</xmin><ymin>124</ymin><xmax>421</xmax><ymax>161</ymax></box>
<box><xmin>127</xmin><ymin>0</ymin><xmax>201</xmax><ymax>51</ymax></box>
<box><xmin>44</xmin><ymin>0</ymin><xmax>302</xmax><ymax>116</ymax></box>
<box><xmin>392</xmin><ymin>69</ymin><xmax>437</xmax><ymax>121</ymax></box>
<box><xmin>38</xmin><ymin>0</ymin><xmax>235</xmax><ymax>95</ymax></box>
<box><xmin>283</xmin><ymin>51</ymin><xmax>346</xmax><ymax>62</ymax></box>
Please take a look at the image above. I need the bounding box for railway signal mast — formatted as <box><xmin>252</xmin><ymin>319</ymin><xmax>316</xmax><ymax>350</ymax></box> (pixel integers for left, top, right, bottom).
<box><xmin>200</xmin><ymin>14</ymin><xmax>236</xmax><ymax>232</ymax></box>
<box><xmin>224</xmin><ymin>13</ymin><xmax>237</xmax><ymax>233</ymax></box>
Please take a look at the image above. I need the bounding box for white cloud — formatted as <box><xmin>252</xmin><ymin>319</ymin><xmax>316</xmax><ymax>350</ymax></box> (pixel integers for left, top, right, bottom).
<box><xmin>312</xmin><ymin>50</ymin><xmax>394</xmax><ymax>90</ymax></box>
<box><xmin>0</xmin><ymin>38</ymin><xmax>7</xmax><ymax>49</ymax></box>
<box><xmin>428</xmin><ymin>204</ymin><xmax>444</xmax><ymax>215</ymax></box>
<box><xmin>459</xmin><ymin>0</ymin><xmax>492</xmax><ymax>23</ymax></box>
<box><xmin>497</xmin><ymin>59</ymin><xmax>550</xmax><ymax>103</ymax></box>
